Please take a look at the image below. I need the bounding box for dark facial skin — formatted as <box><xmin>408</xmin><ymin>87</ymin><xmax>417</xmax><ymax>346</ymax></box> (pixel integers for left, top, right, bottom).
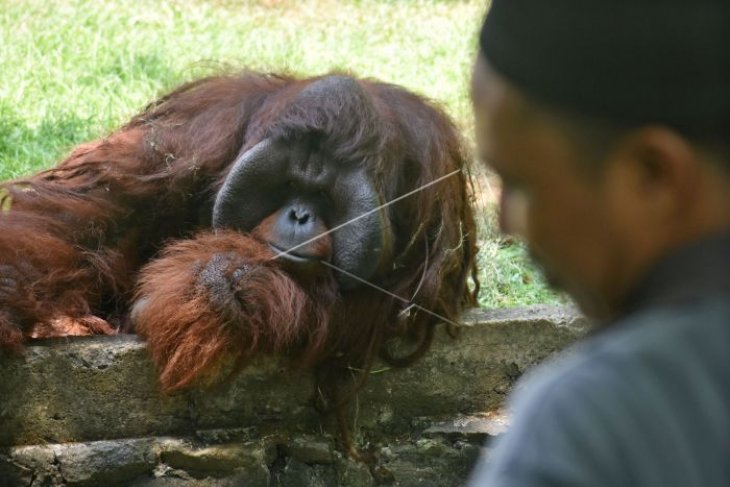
<box><xmin>213</xmin><ymin>135</ymin><xmax>390</xmax><ymax>290</ymax></box>
<box><xmin>212</xmin><ymin>75</ymin><xmax>396</xmax><ymax>291</ymax></box>
<box><xmin>471</xmin><ymin>54</ymin><xmax>730</xmax><ymax>321</ymax></box>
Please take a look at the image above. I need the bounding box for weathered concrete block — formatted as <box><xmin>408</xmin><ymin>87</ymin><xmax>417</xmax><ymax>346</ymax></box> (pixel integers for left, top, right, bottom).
<box><xmin>0</xmin><ymin>305</ymin><xmax>586</xmax><ymax>486</ymax></box>
<box><xmin>0</xmin><ymin>305</ymin><xmax>585</xmax><ymax>449</ymax></box>
<box><xmin>0</xmin><ymin>339</ymin><xmax>315</xmax><ymax>447</ymax></box>
<box><xmin>284</xmin><ymin>436</ymin><xmax>335</xmax><ymax>464</ymax></box>
<box><xmin>372</xmin><ymin>436</ymin><xmax>483</xmax><ymax>487</ymax></box>
<box><xmin>159</xmin><ymin>439</ymin><xmax>275</xmax><ymax>477</ymax></box>
<box><xmin>350</xmin><ymin>306</ymin><xmax>586</xmax><ymax>432</ymax></box>
<box><xmin>52</xmin><ymin>438</ymin><xmax>158</xmax><ymax>486</ymax></box>
<box><xmin>273</xmin><ymin>457</ymin><xmax>338</xmax><ymax>487</ymax></box>
<box><xmin>334</xmin><ymin>456</ymin><xmax>374</xmax><ymax>487</ymax></box>
<box><xmin>0</xmin><ymin>436</ymin><xmax>276</xmax><ymax>487</ymax></box>
<box><xmin>0</xmin><ymin>444</ymin><xmax>61</xmax><ymax>487</ymax></box>
<box><xmin>421</xmin><ymin>412</ymin><xmax>509</xmax><ymax>443</ymax></box>
<box><xmin>0</xmin><ymin>337</ymin><xmax>190</xmax><ymax>447</ymax></box>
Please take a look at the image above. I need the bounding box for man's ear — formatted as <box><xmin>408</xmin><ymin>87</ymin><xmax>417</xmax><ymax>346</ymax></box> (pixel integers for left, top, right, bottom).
<box><xmin>610</xmin><ymin>126</ymin><xmax>700</xmax><ymax>222</ymax></box>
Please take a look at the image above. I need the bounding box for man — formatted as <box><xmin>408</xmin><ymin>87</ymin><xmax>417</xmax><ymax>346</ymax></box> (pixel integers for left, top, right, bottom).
<box><xmin>469</xmin><ymin>1</ymin><xmax>729</xmax><ymax>486</ymax></box>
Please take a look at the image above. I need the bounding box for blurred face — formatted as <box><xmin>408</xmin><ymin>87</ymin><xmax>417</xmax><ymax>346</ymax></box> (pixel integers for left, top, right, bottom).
<box><xmin>471</xmin><ymin>57</ymin><xmax>641</xmax><ymax>319</ymax></box>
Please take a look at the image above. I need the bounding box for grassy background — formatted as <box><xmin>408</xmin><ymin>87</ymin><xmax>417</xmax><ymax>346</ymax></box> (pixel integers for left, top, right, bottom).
<box><xmin>0</xmin><ymin>0</ymin><xmax>564</xmax><ymax>308</ymax></box>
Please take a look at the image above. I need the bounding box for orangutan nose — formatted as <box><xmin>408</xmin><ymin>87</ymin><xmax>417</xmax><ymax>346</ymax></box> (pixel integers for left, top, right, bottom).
<box><xmin>289</xmin><ymin>207</ymin><xmax>311</xmax><ymax>225</ymax></box>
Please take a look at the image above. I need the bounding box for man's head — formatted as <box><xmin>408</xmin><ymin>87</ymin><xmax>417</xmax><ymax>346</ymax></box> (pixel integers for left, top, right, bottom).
<box><xmin>472</xmin><ymin>1</ymin><xmax>730</xmax><ymax>320</ymax></box>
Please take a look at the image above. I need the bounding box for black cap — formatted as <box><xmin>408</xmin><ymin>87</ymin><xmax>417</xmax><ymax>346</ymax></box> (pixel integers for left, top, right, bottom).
<box><xmin>480</xmin><ymin>1</ymin><xmax>730</xmax><ymax>131</ymax></box>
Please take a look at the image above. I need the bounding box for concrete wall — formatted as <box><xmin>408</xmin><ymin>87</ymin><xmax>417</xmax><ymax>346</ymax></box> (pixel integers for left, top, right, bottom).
<box><xmin>0</xmin><ymin>306</ymin><xmax>586</xmax><ymax>486</ymax></box>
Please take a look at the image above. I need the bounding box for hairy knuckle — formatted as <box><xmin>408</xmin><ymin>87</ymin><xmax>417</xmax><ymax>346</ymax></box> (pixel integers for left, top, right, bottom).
<box><xmin>195</xmin><ymin>253</ymin><xmax>255</xmax><ymax>310</ymax></box>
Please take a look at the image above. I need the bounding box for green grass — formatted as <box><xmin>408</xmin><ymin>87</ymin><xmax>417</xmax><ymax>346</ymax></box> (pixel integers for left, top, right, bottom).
<box><xmin>0</xmin><ymin>0</ymin><xmax>565</xmax><ymax>308</ymax></box>
<box><xmin>474</xmin><ymin>204</ymin><xmax>567</xmax><ymax>308</ymax></box>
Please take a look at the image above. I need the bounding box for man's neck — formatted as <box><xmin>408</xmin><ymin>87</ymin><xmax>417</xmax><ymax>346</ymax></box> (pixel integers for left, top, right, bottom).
<box><xmin>620</xmin><ymin>231</ymin><xmax>730</xmax><ymax>316</ymax></box>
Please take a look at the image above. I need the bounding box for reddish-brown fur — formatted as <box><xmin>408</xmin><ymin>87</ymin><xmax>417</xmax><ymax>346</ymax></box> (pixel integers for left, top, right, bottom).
<box><xmin>133</xmin><ymin>231</ymin><xmax>337</xmax><ymax>392</ymax></box>
<box><xmin>0</xmin><ymin>72</ymin><xmax>478</xmax><ymax>429</ymax></box>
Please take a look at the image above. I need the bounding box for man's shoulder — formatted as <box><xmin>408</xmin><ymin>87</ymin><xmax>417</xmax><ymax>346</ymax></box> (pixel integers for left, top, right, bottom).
<box><xmin>514</xmin><ymin>296</ymin><xmax>730</xmax><ymax>419</ymax></box>
<box><xmin>477</xmin><ymin>298</ymin><xmax>730</xmax><ymax>485</ymax></box>
<box><xmin>521</xmin><ymin>299</ymin><xmax>730</xmax><ymax>395</ymax></box>
<box><xmin>596</xmin><ymin>296</ymin><xmax>730</xmax><ymax>356</ymax></box>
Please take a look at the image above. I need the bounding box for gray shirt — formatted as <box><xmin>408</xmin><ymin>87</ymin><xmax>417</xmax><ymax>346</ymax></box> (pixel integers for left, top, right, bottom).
<box><xmin>469</xmin><ymin>233</ymin><xmax>730</xmax><ymax>486</ymax></box>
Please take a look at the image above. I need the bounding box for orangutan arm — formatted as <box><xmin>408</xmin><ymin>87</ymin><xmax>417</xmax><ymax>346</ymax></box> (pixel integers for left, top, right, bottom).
<box><xmin>131</xmin><ymin>231</ymin><xmax>333</xmax><ymax>393</ymax></box>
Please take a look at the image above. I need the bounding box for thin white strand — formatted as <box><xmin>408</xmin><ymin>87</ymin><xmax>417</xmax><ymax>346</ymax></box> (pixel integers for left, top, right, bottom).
<box><xmin>272</xmin><ymin>168</ymin><xmax>461</xmax><ymax>260</ymax></box>
<box><xmin>410</xmin><ymin>236</ymin><xmax>429</xmax><ymax>301</ymax></box>
<box><xmin>320</xmin><ymin>260</ymin><xmax>461</xmax><ymax>328</ymax></box>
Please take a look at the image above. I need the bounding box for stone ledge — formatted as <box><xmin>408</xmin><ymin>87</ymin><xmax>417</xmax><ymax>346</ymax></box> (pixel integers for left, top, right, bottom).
<box><xmin>0</xmin><ymin>426</ymin><xmax>484</xmax><ymax>487</ymax></box>
<box><xmin>0</xmin><ymin>305</ymin><xmax>587</xmax><ymax>449</ymax></box>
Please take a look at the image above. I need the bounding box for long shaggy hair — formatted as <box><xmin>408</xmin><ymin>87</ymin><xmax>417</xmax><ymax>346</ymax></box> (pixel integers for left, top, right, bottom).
<box><xmin>0</xmin><ymin>71</ymin><xmax>479</xmax><ymax>442</ymax></box>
